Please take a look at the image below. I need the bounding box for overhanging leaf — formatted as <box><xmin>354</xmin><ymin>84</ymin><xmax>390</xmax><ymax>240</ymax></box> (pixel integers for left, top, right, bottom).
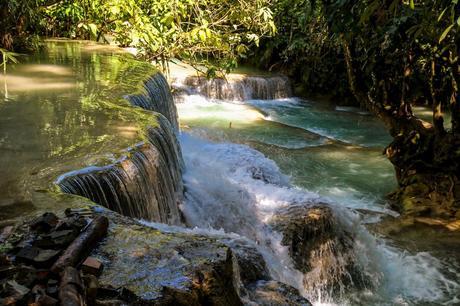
<box><xmin>439</xmin><ymin>24</ymin><xmax>454</xmax><ymax>43</ymax></box>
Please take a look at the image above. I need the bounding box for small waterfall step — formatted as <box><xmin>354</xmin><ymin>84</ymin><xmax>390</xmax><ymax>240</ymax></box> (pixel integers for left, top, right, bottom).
<box><xmin>173</xmin><ymin>74</ymin><xmax>293</xmax><ymax>101</ymax></box>
<box><xmin>126</xmin><ymin>73</ymin><xmax>179</xmax><ymax>131</ymax></box>
<box><xmin>58</xmin><ymin>72</ymin><xmax>184</xmax><ymax>225</ymax></box>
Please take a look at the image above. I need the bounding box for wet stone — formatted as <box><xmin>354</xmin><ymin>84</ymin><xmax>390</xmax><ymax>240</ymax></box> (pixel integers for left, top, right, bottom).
<box><xmin>219</xmin><ymin>238</ymin><xmax>270</xmax><ymax>286</ymax></box>
<box><xmin>36</xmin><ymin>294</ymin><xmax>59</xmax><ymax>306</ymax></box>
<box><xmin>56</xmin><ymin>215</ymin><xmax>88</xmax><ymax>232</ymax></box>
<box><xmin>83</xmin><ymin>274</ymin><xmax>99</xmax><ymax>304</ymax></box>
<box><xmin>96</xmin><ymin>286</ymin><xmax>121</xmax><ymax>300</ymax></box>
<box><xmin>15</xmin><ymin>246</ymin><xmax>39</xmax><ymax>263</ymax></box>
<box><xmin>65</xmin><ymin>208</ymin><xmax>93</xmax><ymax>218</ymax></box>
<box><xmin>31</xmin><ymin>284</ymin><xmax>46</xmax><ymax>296</ymax></box>
<box><xmin>46</xmin><ymin>279</ymin><xmax>59</xmax><ymax>297</ymax></box>
<box><xmin>0</xmin><ymin>266</ymin><xmax>16</xmax><ymax>280</ymax></box>
<box><xmin>4</xmin><ymin>265</ymin><xmax>37</xmax><ymax>288</ymax></box>
<box><xmin>30</xmin><ymin>213</ymin><xmax>59</xmax><ymax>233</ymax></box>
<box><xmin>34</xmin><ymin>230</ymin><xmax>77</xmax><ymax>249</ymax></box>
<box><xmin>36</xmin><ymin>269</ymin><xmax>50</xmax><ymax>281</ymax></box>
<box><xmin>0</xmin><ymin>254</ymin><xmax>11</xmax><ymax>266</ymax></box>
<box><xmin>15</xmin><ymin>246</ymin><xmax>61</xmax><ymax>268</ymax></box>
<box><xmin>246</xmin><ymin>280</ymin><xmax>312</xmax><ymax>306</ymax></box>
<box><xmin>95</xmin><ymin>299</ymin><xmax>127</xmax><ymax>306</ymax></box>
<box><xmin>0</xmin><ymin>226</ymin><xmax>14</xmax><ymax>243</ymax></box>
<box><xmin>2</xmin><ymin>280</ymin><xmax>31</xmax><ymax>303</ymax></box>
<box><xmin>81</xmin><ymin>257</ymin><xmax>103</xmax><ymax>276</ymax></box>
<box><xmin>270</xmin><ymin>203</ymin><xmax>368</xmax><ymax>299</ymax></box>
<box><xmin>119</xmin><ymin>287</ymin><xmax>138</xmax><ymax>303</ymax></box>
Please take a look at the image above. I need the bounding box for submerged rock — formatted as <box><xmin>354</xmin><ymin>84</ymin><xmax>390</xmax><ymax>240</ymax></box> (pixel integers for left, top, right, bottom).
<box><xmin>270</xmin><ymin>203</ymin><xmax>368</xmax><ymax>299</ymax></box>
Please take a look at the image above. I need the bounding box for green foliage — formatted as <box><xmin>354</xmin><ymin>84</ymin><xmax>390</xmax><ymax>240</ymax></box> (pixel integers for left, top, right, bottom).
<box><xmin>257</xmin><ymin>0</ymin><xmax>459</xmax><ymax>130</ymax></box>
<box><xmin>251</xmin><ymin>1</ymin><xmax>351</xmax><ymax>99</ymax></box>
<box><xmin>40</xmin><ymin>0</ymin><xmax>276</xmax><ymax>73</ymax></box>
<box><xmin>0</xmin><ymin>48</ymin><xmax>19</xmax><ymax>74</ymax></box>
<box><xmin>320</xmin><ymin>0</ymin><xmax>459</xmax><ymax>121</ymax></box>
<box><xmin>0</xmin><ymin>0</ymin><xmax>45</xmax><ymax>51</ymax></box>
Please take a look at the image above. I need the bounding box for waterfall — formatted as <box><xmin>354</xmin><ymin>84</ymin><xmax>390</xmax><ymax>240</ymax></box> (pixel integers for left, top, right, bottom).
<box><xmin>58</xmin><ymin>71</ymin><xmax>184</xmax><ymax>225</ymax></box>
<box><xmin>126</xmin><ymin>72</ymin><xmax>179</xmax><ymax>131</ymax></box>
<box><xmin>174</xmin><ymin>75</ymin><xmax>292</xmax><ymax>101</ymax></box>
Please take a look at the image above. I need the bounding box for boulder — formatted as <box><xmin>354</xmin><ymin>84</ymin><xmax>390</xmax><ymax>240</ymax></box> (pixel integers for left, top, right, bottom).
<box><xmin>270</xmin><ymin>203</ymin><xmax>367</xmax><ymax>299</ymax></box>
<box><xmin>96</xmin><ymin>213</ymin><xmax>310</xmax><ymax>305</ymax></box>
<box><xmin>97</xmin><ymin>222</ymin><xmax>242</xmax><ymax>305</ymax></box>
<box><xmin>218</xmin><ymin>238</ymin><xmax>270</xmax><ymax>286</ymax></box>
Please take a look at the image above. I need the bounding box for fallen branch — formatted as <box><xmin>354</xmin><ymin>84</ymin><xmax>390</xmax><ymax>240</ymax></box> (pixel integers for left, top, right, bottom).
<box><xmin>59</xmin><ymin>267</ymin><xmax>85</xmax><ymax>306</ymax></box>
<box><xmin>51</xmin><ymin>216</ymin><xmax>109</xmax><ymax>275</ymax></box>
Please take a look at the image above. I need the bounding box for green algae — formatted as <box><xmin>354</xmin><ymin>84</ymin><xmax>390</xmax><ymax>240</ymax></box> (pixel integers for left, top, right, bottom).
<box><xmin>0</xmin><ymin>40</ymin><xmax>163</xmax><ymax>222</ymax></box>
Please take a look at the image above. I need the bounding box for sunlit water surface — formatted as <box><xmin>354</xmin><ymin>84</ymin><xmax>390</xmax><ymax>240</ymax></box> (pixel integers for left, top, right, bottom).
<box><xmin>0</xmin><ymin>40</ymin><xmax>157</xmax><ymax>221</ymax></box>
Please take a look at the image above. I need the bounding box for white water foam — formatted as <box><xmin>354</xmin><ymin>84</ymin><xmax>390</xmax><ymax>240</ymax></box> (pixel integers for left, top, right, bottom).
<box><xmin>177</xmin><ymin>132</ymin><xmax>460</xmax><ymax>305</ymax></box>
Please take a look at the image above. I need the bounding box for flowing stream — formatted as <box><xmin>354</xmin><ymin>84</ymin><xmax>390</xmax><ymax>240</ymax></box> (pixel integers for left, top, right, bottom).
<box><xmin>1</xmin><ymin>41</ymin><xmax>459</xmax><ymax>305</ymax></box>
<box><xmin>173</xmin><ymin>77</ymin><xmax>460</xmax><ymax>305</ymax></box>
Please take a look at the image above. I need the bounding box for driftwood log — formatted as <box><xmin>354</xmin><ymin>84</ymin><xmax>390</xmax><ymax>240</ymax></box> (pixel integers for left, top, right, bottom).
<box><xmin>51</xmin><ymin>216</ymin><xmax>109</xmax><ymax>274</ymax></box>
<box><xmin>59</xmin><ymin>267</ymin><xmax>85</xmax><ymax>306</ymax></box>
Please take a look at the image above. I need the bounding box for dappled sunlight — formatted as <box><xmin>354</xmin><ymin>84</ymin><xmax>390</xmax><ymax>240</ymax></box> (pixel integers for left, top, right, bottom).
<box><xmin>413</xmin><ymin>106</ymin><xmax>452</xmax><ymax>128</ymax></box>
<box><xmin>113</xmin><ymin>124</ymin><xmax>140</xmax><ymax>138</ymax></box>
<box><xmin>17</xmin><ymin>64</ymin><xmax>73</xmax><ymax>76</ymax></box>
<box><xmin>0</xmin><ymin>75</ymin><xmax>75</xmax><ymax>92</ymax></box>
<box><xmin>447</xmin><ymin>220</ymin><xmax>460</xmax><ymax>231</ymax></box>
<box><xmin>80</xmin><ymin>43</ymin><xmax>128</xmax><ymax>54</ymax></box>
<box><xmin>412</xmin><ymin>106</ymin><xmax>434</xmax><ymax>118</ymax></box>
<box><xmin>46</xmin><ymin>38</ymin><xmax>127</xmax><ymax>54</ymax></box>
<box><xmin>0</xmin><ymin>41</ymin><xmax>162</xmax><ymax>220</ymax></box>
<box><xmin>168</xmin><ymin>60</ymin><xmax>273</xmax><ymax>82</ymax></box>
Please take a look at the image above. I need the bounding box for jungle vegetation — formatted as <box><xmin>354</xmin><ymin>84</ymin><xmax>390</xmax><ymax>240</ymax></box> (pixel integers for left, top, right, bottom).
<box><xmin>1</xmin><ymin>0</ymin><xmax>459</xmax><ymax>218</ymax></box>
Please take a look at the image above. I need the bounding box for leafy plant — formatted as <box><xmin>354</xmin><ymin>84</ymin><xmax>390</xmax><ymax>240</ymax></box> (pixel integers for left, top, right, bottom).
<box><xmin>40</xmin><ymin>0</ymin><xmax>276</xmax><ymax>74</ymax></box>
<box><xmin>0</xmin><ymin>48</ymin><xmax>19</xmax><ymax>74</ymax></box>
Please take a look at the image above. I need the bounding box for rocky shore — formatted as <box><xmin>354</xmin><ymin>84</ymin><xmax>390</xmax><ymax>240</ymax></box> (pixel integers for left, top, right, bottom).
<box><xmin>1</xmin><ymin>206</ymin><xmax>314</xmax><ymax>305</ymax></box>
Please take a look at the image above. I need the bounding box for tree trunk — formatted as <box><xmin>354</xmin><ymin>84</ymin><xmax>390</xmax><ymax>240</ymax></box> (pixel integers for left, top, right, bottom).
<box><xmin>342</xmin><ymin>37</ymin><xmax>460</xmax><ymax>220</ymax></box>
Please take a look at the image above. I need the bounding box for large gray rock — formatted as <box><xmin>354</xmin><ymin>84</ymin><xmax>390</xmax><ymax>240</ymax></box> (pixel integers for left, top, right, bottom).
<box><xmin>97</xmin><ymin>221</ymin><xmax>241</xmax><ymax>305</ymax></box>
<box><xmin>95</xmin><ymin>211</ymin><xmax>310</xmax><ymax>305</ymax></box>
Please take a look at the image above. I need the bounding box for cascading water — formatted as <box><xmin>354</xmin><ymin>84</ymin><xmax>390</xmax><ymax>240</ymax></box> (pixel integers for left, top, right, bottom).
<box><xmin>173</xmin><ymin>74</ymin><xmax>460</xmax><ymax>305</ymax></box>
<box><xmin>58</xmin><ymin>73</ymin><xmax>184</xmax><ymax>224</ymax></box>
<box><xmin>173</xmin><ymin>74</ymin><xmax>292</xmax><ymax>101</ymax></box>
<box><xmin>127</xmin><ymin>72</ymin><xmax>179</xmax><ymax>131</ymax></box>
